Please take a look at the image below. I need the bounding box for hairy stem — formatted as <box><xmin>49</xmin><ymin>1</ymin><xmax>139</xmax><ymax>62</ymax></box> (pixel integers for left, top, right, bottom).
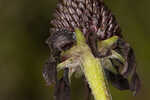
<box><xmin>75</xmin><ymin>29</ymin><xmax>112</xmax><ymax>100</ymax></box>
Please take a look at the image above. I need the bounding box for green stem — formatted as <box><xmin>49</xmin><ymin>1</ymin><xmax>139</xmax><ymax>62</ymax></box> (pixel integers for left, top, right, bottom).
<box><xmin>75</xmin><ymin>29</ymin><xmax>112</xmax><ymax>100</ymax></box>
<box><xmin>81</xmin><ymin>49</ymin><xmax>111</xmax><ymax>100</ymax></box>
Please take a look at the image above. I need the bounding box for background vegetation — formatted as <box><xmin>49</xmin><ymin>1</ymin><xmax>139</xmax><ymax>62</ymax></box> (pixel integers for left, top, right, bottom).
<box><xmin>0</xmin><ymin>0</ymin><xmax>149</xmax><ymax>100</ymax></box>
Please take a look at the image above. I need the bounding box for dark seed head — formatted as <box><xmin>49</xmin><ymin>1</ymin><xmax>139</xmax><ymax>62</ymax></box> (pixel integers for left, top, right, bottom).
<box><xmin>50</xmin><ymin>0</ymin><xmax>122</xmax><ymax>40</ymax></box>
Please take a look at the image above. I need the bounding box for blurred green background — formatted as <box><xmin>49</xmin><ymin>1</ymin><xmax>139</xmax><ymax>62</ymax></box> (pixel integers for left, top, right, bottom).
<box><xmin>0</xmin><ymin>0</ymin><xmax>149</xmax><ymax>100</ymax></box>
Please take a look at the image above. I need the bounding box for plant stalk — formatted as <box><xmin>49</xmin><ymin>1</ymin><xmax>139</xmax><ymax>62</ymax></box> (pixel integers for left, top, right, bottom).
<box><xmin>75</xmin><ymin>29</ymin><xmax>112</xmax><ymax>100</ymax></box>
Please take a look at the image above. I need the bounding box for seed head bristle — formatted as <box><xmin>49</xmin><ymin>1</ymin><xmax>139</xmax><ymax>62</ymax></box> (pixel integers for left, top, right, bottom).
<box><xmin>50</xmin><ymin>0</ymin><xmax>122</xmax><ymax>40</ymax></box>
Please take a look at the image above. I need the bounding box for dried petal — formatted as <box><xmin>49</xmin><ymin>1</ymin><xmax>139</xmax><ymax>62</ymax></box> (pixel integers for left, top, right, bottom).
<box><xmin>130</xmin><ymin>73</ymin><xmax>141</xmax><ymax>95</ymax></box>
<box><xmin>54</xmin><ymin>68</ymin><xmax>71</xmax><ymax>100</ymax></box>
<box><xmin>42</xmin><ymin>58</ymin><xmax>57</xmax><ymax>86</ymax></box>
<box><xmin>105</xmin><ymin>69</ymin><xmax>130</xmax><ymax>90</ymax></box>
<box><xmin>49</xmin><ymin>30</ymin><xmax>75</xmax><ymax>51</ymax></box>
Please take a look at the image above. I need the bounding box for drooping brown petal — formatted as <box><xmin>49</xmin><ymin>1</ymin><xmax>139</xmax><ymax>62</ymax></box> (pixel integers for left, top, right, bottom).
<box><xmin>48</xmin><ymin>30</ymin><xmax>75</xmax><ymax>52</ymax></box>
<box><xmin>123</xmin><ymin>47</ymin><xmax>136</xmax><ymax>77</ymax></box>
<box><xmin>130</xmin><ymin>72</ymin><xmax>141</xmax><ymax>96</ymax></box>
<box><xmin>43</xmin><ymin>32</ymin><xmax>62</xmax><ymax>86</ymax></box>
<box><xmin>112</xmin><ymin>38</ymin><xmax>141</xmax><ymax>94</ymax></box>
<box><xmin>105</xmin><ymin>69</ymin><xmax>130</xmax><ymax>90</ymax></box>
<box><xmin>54</xmin><ymin>68</ymin><xmax>71</xmax><ymax>100</ymax></box>
<box><xmin>43</xmin><ymin>57</ymin><xmax>57</xmax><ymax>86</ymax></box>
<box><xmin>114</xmin><ymin>38</ymin><xmax>136</xmax><ymax>77</ymax></box>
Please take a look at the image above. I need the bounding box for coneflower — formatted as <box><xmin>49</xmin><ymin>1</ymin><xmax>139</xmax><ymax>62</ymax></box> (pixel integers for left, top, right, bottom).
<box><xmin>43</xmin><ymin>0</ymin><xmax>141</xmax><ymax>100</ymax></box>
